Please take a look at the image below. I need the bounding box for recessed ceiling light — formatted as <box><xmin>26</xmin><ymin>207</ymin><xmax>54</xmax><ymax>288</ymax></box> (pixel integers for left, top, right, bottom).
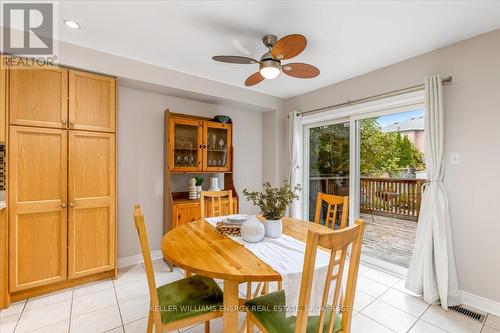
<box><xmin>64</xmin><ymin>20</ymin><xmax>80</xmax><ymax>29</ymax></box>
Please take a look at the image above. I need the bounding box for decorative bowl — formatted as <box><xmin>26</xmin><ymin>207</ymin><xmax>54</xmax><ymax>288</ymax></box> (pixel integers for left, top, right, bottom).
<box><xmin>214</xmin><ymin>115</ymin><xmax>231</xmax><ymax>123</ymax></box>
<box><xmin>225</xmin><ymin>214</ymin><xmax>249</xmax><ymax>225</ymax></box>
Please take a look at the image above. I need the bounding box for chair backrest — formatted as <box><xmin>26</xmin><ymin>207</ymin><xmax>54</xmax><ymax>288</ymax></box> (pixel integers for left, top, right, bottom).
<box><xmin>314</xmin><ymin>193</ymin><xmax>349</xmax><ymax>229</ymax></box>
<box><xmin>295</xmin><ymin>220</ymin><xmax>365</xmax><ymax>333</ymax></box>
<box><xmin>133</xmin><ymin>205</ymin><xmax>162</xmax><ymax>325</ymax></box>
<box><xmin>200</xmin><ymin>190</ymin><xmax>233</xmax><ymax>218</ymax></box>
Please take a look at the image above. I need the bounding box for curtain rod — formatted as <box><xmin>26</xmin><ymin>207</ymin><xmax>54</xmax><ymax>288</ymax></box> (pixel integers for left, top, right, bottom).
<box><xmin>297</xmin><ymin>76</ymin><xmax>452</xmax><ymax>117</ymax></box>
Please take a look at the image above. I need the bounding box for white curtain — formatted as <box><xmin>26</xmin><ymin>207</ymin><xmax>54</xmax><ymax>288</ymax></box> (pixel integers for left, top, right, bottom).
<box><xmin>405</xmin><ymin>75</ymin><xmax>461</xmax><ymax>309</ymax></box>
<box><xmin>288</xmin><ymin>111</ymin><xmax>302</xmax><ymax>218</ymax></box>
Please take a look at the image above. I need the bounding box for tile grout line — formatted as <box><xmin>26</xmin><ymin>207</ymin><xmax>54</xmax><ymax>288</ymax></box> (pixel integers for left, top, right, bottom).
<box><xmin>417</xmin><ymin>307</ymin><xmax>454</xmax><ymax>333</ymax></box>
<box><xmin>112</xmin><ymin>278</ymin><xmax>126</xmax><ymax>330</ymax></box>
<box><xmin>404</xmin><ymin>298</ymin><xmax>432</xmax><ymax>333</ymax></box>
<box><xmin>376</xmin><ymin>285</ymin><xmax>432</xmax><ymax>319</ymax></box>
<box><xmin>11</xmin><ymin>299</ymin><xmax>28</xmax><ymax>333</ymax></box>
<box><xmin>67</xmin><ymin>287</ymin><xmax>74</xmax><ymax>333</ymax></box>
<box><xmin>360</xmin><ymin>284</ymin><xmax>419</xmax><ymax>333</ymax></box>
<box><xmin>13</xmin><ymin>291</ymin><xmax>73</xmax><ymax>333</ymax></box>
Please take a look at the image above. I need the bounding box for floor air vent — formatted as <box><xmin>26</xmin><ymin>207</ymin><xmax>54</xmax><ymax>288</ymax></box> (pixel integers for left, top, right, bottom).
<box><xmin>449</xmin><ymin>305</ymin><xmax>485</xmax><ymax>322</ymax></box>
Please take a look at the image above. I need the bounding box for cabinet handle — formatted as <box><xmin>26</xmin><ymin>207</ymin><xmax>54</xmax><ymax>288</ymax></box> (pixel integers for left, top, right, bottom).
<box><xmin>69</xmin><ymin>203</ymin><xmax>74</xmax><ymax>208</ymax></box>
<box><xmin>199</xmin><ymin>145</ymin><xmax>203</xmax><ymax>148</ymax></box>
<box><xmin>69</xmin><ymin>121</ymin><xmax>75</xmax><ymax>127</ymax></box>
<box><xmin>61</xmin><ymin>202</ymin><xmax>67</xmax><ymax>208</ymax></box>
<box><xmin>61</xmin><ymin>119</ymin><xmax>67</xmax><ymax>125</ymax></box>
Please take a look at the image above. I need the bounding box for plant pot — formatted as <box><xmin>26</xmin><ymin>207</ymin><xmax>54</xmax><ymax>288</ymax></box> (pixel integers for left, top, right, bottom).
<box><xmin>264</xmin><ymin>219</ymin><xmax>282</xmax><ymax>238</ymax></box>
<box><xmin>241</xmin><ymin>215</ymin><xmax>265</xmax><ymax>243</ymax></box>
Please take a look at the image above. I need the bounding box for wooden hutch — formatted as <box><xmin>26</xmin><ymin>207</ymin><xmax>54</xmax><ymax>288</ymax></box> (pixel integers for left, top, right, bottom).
<box><xmin>163</xmin><ymin>110</ymin><xmax>238</xmax><ymax>236</ymax></box>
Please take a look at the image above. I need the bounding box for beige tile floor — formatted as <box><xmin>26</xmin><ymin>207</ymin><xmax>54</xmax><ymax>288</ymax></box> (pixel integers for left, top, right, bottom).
<box><xmin>1</xmin><ymin>259</ymin><xmax>498</xmax><ymax>333</ymax></box>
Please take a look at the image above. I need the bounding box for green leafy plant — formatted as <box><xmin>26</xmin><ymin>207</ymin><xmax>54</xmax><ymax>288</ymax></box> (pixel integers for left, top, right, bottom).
<box><xmin>195</xmin><ymin>176</ymin><xmax>204</xmax><ymax>186</ymax></box>
<box><xmin>243</xmin><ymin>181</ymin><xmax>301</xmax><ymax>220</ymax></box>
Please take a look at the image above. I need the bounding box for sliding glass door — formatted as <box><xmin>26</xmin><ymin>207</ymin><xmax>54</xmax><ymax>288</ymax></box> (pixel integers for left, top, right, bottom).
<box><xmin>303</xmin><ymin>99</ymin><xmax>425</xmax><ymax>272</ymax></box>
<box><xmin>305</xmin><ymin>120</ymin><xmax>350</xmax><ymax>225</ymax></box>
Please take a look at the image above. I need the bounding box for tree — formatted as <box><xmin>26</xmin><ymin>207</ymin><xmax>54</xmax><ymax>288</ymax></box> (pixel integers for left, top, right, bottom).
<box><xmin>360</xmin><ymin>119</ymin><xmax>425</xmax><ymax>176</ymax></box>
<box><xmin>309</xmin><ymin>124</ymin><xmax>349</xmax><ymax>176</ymax></box>
<box><xmin>309</xmin><ymin>118</ymin><xmax>425</xmax><ymax>177</ymax></box>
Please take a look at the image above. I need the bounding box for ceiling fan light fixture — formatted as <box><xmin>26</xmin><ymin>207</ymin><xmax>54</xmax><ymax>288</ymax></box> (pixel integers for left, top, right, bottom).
<box><xmin>259</xmin><ymin>59</ymin><xmax>280</xmax><ymax>80</ymax></box>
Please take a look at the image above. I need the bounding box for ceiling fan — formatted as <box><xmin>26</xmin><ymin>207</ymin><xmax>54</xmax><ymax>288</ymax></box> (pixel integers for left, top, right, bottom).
<box><xmin>212</xmin><ymin>34</ymin><xmax>320</xmax><ymax>86</ymax></box>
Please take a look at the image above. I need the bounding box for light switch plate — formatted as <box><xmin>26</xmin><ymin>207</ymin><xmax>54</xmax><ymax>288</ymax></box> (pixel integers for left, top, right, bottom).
<box><xmin>450</xmin><ymin>152</ymin><xmax>460</xmax><ymax>165</ymax></box>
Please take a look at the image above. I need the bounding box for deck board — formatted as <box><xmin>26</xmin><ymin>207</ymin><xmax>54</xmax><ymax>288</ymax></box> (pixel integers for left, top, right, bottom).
<box><xmin>360</xmin><ymin>213</ymin><xmax>417</xmax><ymax>267</ymax></box>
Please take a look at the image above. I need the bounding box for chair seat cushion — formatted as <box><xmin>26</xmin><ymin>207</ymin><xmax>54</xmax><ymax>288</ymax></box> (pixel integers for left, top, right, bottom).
<box><xmin>244</xmin><ymin>290</ymin><xmax>342</xmax><ymax>333</ymax></box>
<box><xmin>157</xmin><ymin>275</ymin><xmax>223</xmax><ymax>324</ymax></box>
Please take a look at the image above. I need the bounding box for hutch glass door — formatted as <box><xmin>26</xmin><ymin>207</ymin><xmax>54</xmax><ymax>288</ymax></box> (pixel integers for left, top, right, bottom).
<box><xmin>170</xmin><ymin>118</ymin><xmax>202</xmax><ymax>171</ymax></box>
<box><xmin>204</xmin><ymin>123</ymin><xmax>231</xmax><ymax>172</ymax></box>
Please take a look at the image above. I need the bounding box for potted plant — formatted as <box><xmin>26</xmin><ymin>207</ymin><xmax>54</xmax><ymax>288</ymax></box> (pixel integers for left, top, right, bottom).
<box><xmin>243</xmin><ymin>181</ymin><xmax>301</xmax><ymax>238</ymax></box>
<box><xmin>195</xmin><ymin>176</ymin><xmax>204</xmax><ymax>199</ymax></box>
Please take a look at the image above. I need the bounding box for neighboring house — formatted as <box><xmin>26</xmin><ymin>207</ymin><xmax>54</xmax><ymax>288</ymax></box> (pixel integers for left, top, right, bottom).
<box><xmin>382</xmin><ymin>116</ymin><xmax>425</xmax><ymax>152</ymax></box>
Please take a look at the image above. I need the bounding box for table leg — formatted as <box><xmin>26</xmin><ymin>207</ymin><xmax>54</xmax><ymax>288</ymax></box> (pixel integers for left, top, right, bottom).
<box><xmin>223</xmin><ymin>280</ymin><xmax>239</xmax><ymax>333</ymax></box>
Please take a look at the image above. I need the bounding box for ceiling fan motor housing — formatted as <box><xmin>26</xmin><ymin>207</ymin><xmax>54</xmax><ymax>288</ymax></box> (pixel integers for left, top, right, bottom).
<box><xmin>260</xmin><ymin>59</ymin><xmax>281</xmax><ymax>72</ymax></box>
<box><xmin>262</xmin><ymin>34</ymin><xmax>278</xmax><ymax>48</ymax></box>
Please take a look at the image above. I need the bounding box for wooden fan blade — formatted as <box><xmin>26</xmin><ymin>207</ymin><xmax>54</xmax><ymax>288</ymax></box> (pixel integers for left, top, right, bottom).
<box><xmin>212</xmin><ymin>55</ymin><xmax>258</xmax><ymax>64</ymax></box>
<box><xmin>282</xmin><ymin>63</ymin><xmax>320</xmax><ymax>78</ymax></box>
<box><xmin>245</xmin><ymin>72</ymin><xmax>265</xmax><ymax>86</ymax></box>
<box><xmin>271</xmin><ymin>34</ymin><xmax>307</xmax><ymax>60</ymax></box>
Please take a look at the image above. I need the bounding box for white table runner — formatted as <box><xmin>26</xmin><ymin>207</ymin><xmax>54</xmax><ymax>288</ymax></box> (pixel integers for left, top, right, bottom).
<box><xmin>205</xmin><ymin>216</ymin><xmax>331</xmax><ymax>317</ymax></box>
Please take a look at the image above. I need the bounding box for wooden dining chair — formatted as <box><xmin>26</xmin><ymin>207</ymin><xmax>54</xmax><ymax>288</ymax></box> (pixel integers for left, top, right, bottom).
<box><xmin>245</xmin><ymin>220</ymin><xmax>365</xmax><ymax>333</ymax></box>
<box><xmin>314</xmin><ymin>193</ymin><xmax>349</xmax><ymax>229</ymax></box>
<box><xmin>133</xmin><ymin>205</ymin><xmax>223</xmax><ymax>333</ymax></box>
<box><xmin>200</xmin><ymin>190</ymin><xmax>234</xmax><ymax>218</ymax></box>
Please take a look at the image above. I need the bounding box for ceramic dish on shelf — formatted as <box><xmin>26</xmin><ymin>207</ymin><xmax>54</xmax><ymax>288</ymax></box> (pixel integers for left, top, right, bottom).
<box><xmin>225</xmin><ymin>214</ymin><xmax>249</xmax><ymax>225</ymax></box>
<box><xmin>214</xmin><ymin>115</ymin><xmax>231</xmax><ymax>123</ymax></box>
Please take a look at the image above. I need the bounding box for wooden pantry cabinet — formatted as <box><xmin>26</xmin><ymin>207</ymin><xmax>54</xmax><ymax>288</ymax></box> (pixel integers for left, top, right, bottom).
<box><xmin>9</xmin><ymin>127</ymin><xmax>68</xmax><ymax>291</ymax></box>
<box><xmin>5</xmin><ymin>61</ymin><xmax>117</xmax><ymax>302</ymax></box>
<box><xmin>69</xmin><ymin>70</ymin><xmax>116</xmax><ymax>132</ymax></box>
<box><xmin>68</xmin><ymin>131</ymin><xmax>116</xmax><ymax>278</ymax></box>
<box><xmin>9</xmin><ymin>64</ymin><xmax>68</xmax><ymax>129</ymax></box>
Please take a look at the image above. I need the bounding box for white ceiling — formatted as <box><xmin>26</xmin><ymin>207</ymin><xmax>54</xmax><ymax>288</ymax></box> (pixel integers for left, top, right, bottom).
<box><xmin>58</xmin><ymin>1</ymin><xmax>500</xmax><ymax>99</ymax></box>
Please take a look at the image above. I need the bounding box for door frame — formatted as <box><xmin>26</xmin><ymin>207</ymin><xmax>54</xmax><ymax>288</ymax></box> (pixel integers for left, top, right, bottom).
<box><xmin>300</xmin><ymin>90</ymin><xmax>425</xmax><ymax>274</ymax></box>
<box><xmin>302</xmin><ymin>117</ymin><xmax>350</xmax><ymax>221</ymax></box>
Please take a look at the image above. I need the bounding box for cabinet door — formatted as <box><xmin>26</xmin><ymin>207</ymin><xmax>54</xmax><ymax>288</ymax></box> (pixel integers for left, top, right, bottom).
<box><xmin>169</xmin><ymin>118</ymin><xmax>203</xmax><ymax>172</ymax></box>
<box><xmin>9</xmin><ymin>64</ymin><xmax>68</xmax><ymax>129</ymax></box>
<box><xmin>0</xmin><ymin>56</ymin><xmax>6</xmax><ymax>142</ymax></box>
<box><xmin>9</xmin><ymin>127</ymin><xmax>67</xmax><ymax>291</ymax></box>
<box><xmin>203</xmin><ymin>122</ymin><xmax>232</xmax><ymax>172</ymax></box>
<box><xmin>172</xmin><ymin>202</ymin><xmax>205</xmax><ymax>228</ymax></box>
<box><xmin>68</xmin><ymin>131</ymin><xmax>115</xmax><ymax>278</ymax></box>
<box><xmin>69</xmin><ymin>70</ymin><xmax>116</xmax><ymax>133</ymax></box>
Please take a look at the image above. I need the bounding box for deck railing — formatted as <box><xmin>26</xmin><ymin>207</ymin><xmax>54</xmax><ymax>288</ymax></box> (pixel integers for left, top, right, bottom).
<box><xmin>309</xmin><ymin>176</ymin><xmax>425</xmax><ymax>222</ymax></box>
<box><xmin>360</xmin><ymin>177</ymin><xmax>425</xmax><ymax>222</ymax></box>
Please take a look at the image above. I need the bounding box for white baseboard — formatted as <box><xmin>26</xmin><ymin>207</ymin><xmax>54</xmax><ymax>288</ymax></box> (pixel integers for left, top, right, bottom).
<box><xmin>117</xmin><ymin>250</ymin><xmax>163</xmax><ymax>268</ymax></box>
<box><xmin>461</xmin><ymin>290</ymin><xmax>500</xmax><ymax>317</ymax></box>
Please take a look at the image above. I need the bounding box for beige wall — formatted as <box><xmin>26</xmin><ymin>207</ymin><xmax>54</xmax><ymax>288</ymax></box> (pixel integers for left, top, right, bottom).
<box><xmin>117</xmin><ymin>86</ymin><xmax>263</xmax><ymax>258</ymax></box>
<box><xmin>284</xmin><ymin>29</ymin><xmax>500</xmax><ymax>303</ymax></box>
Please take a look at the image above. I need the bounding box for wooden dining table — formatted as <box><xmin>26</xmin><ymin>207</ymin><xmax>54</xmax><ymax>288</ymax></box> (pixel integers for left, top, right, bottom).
<box><xmin>161</xmin><ymin>217</ymin><xmax>334</xmax><ymax>333</ymax></box>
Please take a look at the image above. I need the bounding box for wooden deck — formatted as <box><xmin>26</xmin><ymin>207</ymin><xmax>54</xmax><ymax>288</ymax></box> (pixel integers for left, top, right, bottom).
<box><xmin>360</xmin><ymin>213</ymin><xmax>417</xmax><ymax>267</ymax></box>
